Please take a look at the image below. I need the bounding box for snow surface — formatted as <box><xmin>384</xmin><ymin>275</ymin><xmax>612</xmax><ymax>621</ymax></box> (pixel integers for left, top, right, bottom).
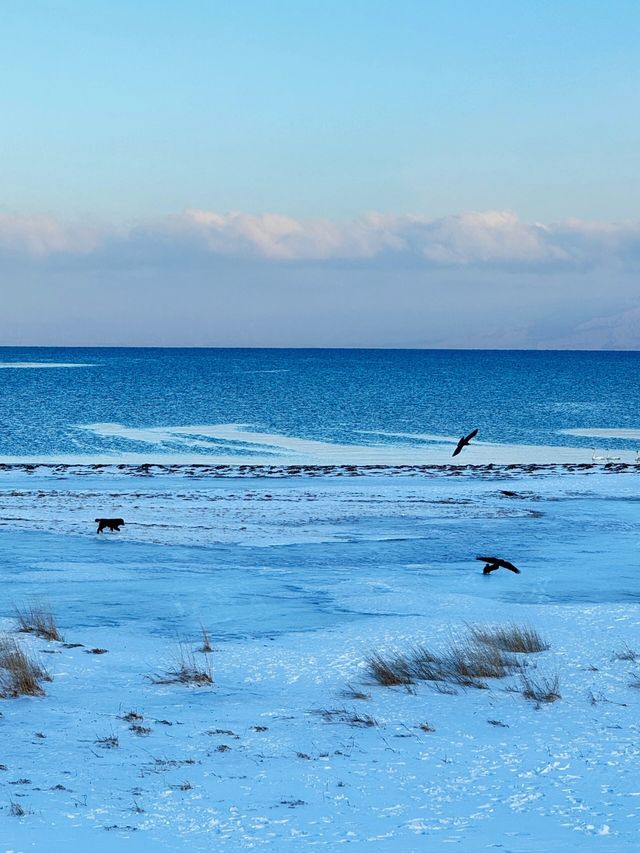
<box><xmin>1</xmin><ymin>468</ymin><xmax>639</xmax><ymax>851</ymax></box>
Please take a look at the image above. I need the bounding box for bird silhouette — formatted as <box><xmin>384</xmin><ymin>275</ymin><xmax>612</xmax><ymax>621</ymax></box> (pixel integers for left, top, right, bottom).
<box><xmin>476</xmin><ymin>555</ymin><xmax>521</xmax><ymax>575</ymax></box>
<box><xmin>452</xmin><ymin>428</ymin><xmax>479</xmax><ymax>457</ymax></box>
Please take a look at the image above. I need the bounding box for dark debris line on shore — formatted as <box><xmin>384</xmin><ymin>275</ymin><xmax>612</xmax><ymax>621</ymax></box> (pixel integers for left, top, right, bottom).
<box><xmin>0</xmin><ymin>462</ymin><xmax>638</xmax><ymax>479</ymax></box>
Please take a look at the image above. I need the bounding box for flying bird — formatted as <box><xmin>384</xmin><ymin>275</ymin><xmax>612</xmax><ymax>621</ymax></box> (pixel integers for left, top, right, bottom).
<box><xmin>476</xmin><ymin>556</ymin><xmax>521</xmax><ymax>575</ymax></box>
<box><xmin>452</xmin><ymin>428</ymin><xmax>479</xmax><ymax>457</ymax></box>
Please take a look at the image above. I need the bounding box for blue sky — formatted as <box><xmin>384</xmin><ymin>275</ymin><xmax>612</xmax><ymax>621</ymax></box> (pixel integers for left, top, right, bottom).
<box><xmin>1</xmin><ymin>1</ymin><xmax>640</xmax><ymax>346</ymax></box>
<box><xmin>3</xmin><ymin>0</ymin><xmax>639</xmax><ymax>221</ymax></box>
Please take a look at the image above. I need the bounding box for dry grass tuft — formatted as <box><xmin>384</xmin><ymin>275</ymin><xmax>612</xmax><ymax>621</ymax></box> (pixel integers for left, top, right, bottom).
<box><xmin>338</xmin><ymin>684</ymin><xmax>371</xmax><ymax>701</ymax></box>
<box><xmin>364</xmin><ymin>652</ymin><xmax>414</xmax><ymax>686</ymax></box>
<box><xmin>10</xmin><ymin>800</ymin><xmax>26</xmax><ymax>817</ymax></box>
<box><xmin>152</xmin><ymin>646</ymin><xmax>214</xmax><ymax>686</ymax></box>
<box><xmin>0</xmin><ymin>636</ymin><xmax>50</xmax><ymax>698</ymax></box>
<box><xmin>119</xmin><ymin>710</ymin><xmax>143</xmax><ymax>723</ymax></box>
<box><xmin>468</xmin><ymin>624</ymin><xmax>549</xmax><ymax>654</ymax></box>
<box><xmin>441</xmin><ymin>644</ymin><xmax>513</xmax><ymax>685</ymax></box>
<box><xmin>408</xmin><ymin>644</ymin><xmax>444</xmax><ymax>682</ymax></box>
<box><xmin>364</xmin><ymin>625</ymin><xmax>559</xmax><ymax>703</ymax></box>
<box><xmin>520</xmin><ymin>672</ymin><xmax>561</xmax><ymax>704</ymax></box>
<box><xmin>613</xmin><ymin>643</ymin><xmax>638</xmax><ymax>662</ymax></box>
<box><xmin>199</xmin><ymin>625</ymin><xmax>213</xmax><ymax>653</ymax></box>
<box><xmin>95</xmin><ymin>734</ymin><xmax>119</xmax><ymax>749</ymax></box>
<box><xmin>365</xmin><ymin>635</ymin><xmax>520</xmax><ymax>691</ymax></box>
<box><xmin>15</xmin><ymin>605</ymin><xmax>63</xmax><ymax>642</ymax></box>
<box><xmin>314</xmin><ymin>707</ymin><xmax>379</xmax><ymax>728</ymax></box>
<box><xmin>130</xmin><ymin>724</ymin><xmax>152</xmax><ymax>736</ymax></box>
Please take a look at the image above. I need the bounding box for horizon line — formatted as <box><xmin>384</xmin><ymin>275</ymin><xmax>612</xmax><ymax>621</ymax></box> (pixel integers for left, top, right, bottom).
<box><xmin>1</xmin><ymin>345</ymin><xmax>639</xmax><ymax>354</ymax></box>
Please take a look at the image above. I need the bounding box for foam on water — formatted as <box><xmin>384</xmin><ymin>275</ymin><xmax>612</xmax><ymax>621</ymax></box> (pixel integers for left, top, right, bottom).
<box><xmin>0</xmin><ymin>361</ymin><xmax>93</xmax><ymax>368</ymax></box>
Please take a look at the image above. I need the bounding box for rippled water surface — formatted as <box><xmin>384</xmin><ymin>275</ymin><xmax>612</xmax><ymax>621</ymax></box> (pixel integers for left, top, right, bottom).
<box><xmin>2</xmin><ymin>348</ymin><xmax>640</xmax><ymax>461</ymax></box>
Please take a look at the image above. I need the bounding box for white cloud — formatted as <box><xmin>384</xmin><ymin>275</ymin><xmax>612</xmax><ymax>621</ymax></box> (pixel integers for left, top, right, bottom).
<box><xmin>1</xmin><ymin>208</ymin><xmax>640</xmax><ymax>269</ymax></box>
<box><xmin>0</xmin><ymin>213</ymin><xmax>101</xmax><ymax>255</ymax></box>
<box><xmin>165</xmin><ymin>210</ymin><xmax>406</xmax><ymax>259</ymax></box>
<box><xmin>151</xmin><ymin>209</ymin><xmax>640</xmax><ymax>268</ymax></box>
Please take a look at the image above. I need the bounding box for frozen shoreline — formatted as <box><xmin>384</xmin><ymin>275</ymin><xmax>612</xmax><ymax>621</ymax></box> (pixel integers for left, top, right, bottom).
<box><xmin>3</xmin><ymin>420</ymin><xmax>640</xmax><ymax>467</ymax></box>
<box><xmin>1</xmin><ymin>468</ymin><xmax>639</xmax><ymax>850</ymax></box>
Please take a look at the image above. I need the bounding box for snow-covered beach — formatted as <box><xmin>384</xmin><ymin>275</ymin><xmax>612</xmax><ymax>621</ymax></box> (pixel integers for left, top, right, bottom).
<box><xmin>5</xmin><ymin>0</ymin><xmax>640</xmax><ymax>845</ymax></box>
<box><xmin>1</xmin><ymin>465</ymin><xmax>639</xmax><ymax>851</ymax></box>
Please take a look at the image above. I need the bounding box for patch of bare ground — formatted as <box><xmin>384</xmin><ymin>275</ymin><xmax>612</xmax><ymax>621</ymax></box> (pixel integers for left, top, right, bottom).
<box><xmin>14</xmin><ymin>605</ymin><xmax>63</xmax><ymax>642</ymax></box>
<box><xmin>0</xmin><ymin>636</ymin><xmax>51</xmax><ymax>698</ymax></box>
<box><xmin>313</xmin><ymin>707</ymin><xmax>379</xmax><ymax>727</ymax></box>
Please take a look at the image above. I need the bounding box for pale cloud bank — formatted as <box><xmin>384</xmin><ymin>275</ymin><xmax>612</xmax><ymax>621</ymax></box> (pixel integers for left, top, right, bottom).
<box><xmin>0</xmin><ymin>213</ymin><xmax>102</xmax><ymax>255</ymax></box>
<box><xmin>2</xmin><ymin>208</ymin><xmax>640</xmax><ymax>348</ymax></box>
<box><xmin>1</xmin><ymin>209</ymin><xmax>640</xmax><ymax>269</ymax></box>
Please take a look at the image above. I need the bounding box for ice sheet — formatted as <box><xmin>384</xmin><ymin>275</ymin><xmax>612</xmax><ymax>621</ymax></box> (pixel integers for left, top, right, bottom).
<box><xmin>2</xmin><ymin>421</ymin><xmax>631</xmax><ymax>466</ymax></box>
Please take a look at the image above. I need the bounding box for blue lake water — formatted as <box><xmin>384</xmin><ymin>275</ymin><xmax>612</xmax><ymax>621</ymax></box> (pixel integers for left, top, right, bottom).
<box><xmin>1</xmin><ymin>348</ymin><xmax>640</xmax><ymax>460</ymax></box>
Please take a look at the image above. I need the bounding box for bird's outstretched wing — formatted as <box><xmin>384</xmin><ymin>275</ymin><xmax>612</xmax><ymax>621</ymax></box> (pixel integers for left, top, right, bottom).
<box><xmin>476</xmin><ymin>555</ymin><xmax>521</xmax><ymax>574</ymax></box>
<box><xmin>452</xmin><ymin>428</ymin><xmax>479</xmax><ymax>457</ymax></box>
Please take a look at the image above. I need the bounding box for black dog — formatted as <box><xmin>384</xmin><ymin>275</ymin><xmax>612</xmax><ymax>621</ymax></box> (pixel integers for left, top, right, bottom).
<box><xmin>95</xmin><ymin>518</ymin><xmax>125</xmax><ymax>534</ymax></box>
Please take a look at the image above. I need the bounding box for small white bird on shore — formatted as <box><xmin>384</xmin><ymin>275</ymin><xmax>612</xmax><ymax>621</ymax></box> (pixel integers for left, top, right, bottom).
<box><xmin>592</xmin><ymin>449</ymin><xmax>621</xmax><ymax>463</ymax></box>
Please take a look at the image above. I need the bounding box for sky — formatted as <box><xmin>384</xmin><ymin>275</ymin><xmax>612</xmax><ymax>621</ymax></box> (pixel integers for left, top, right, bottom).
<box><xmin>1</xmin><ymin>1</ymin><xmax>640</xmax><ymax>347</ymax></box>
